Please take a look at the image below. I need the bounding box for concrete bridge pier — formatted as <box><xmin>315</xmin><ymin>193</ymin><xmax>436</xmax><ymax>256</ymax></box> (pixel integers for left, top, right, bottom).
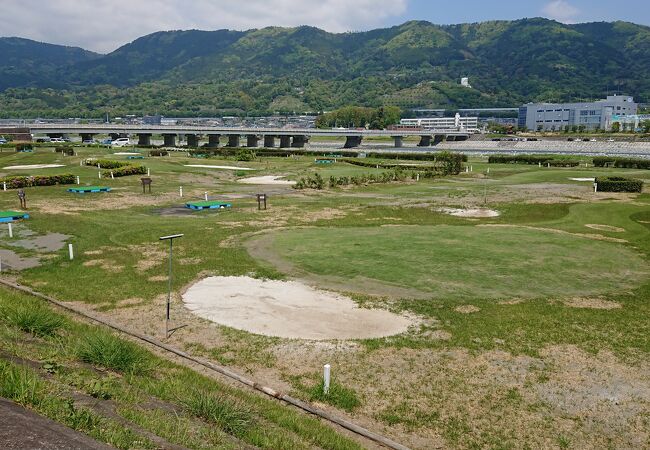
<box><xmin>263</xmin><ymin>135</ymin><xmax>276</xmax><ymax>148</ymax></box>
<box><xmin>47</xmin><ymin>133</ymin><xmax>64</xmax><ymax>139</ymax></box>
<box><xmin>417</xmin><ymin>135</ymin><xmax>432</xmax><ymax>147</ymax></box>
<box><xmin>137</xmin><ymin>134</ymin><xmax>152</xmax><ymax>146</ymax></box>
<box><xmin>80</xmin><ymin>133</ymin><xmax>95</xmax><ymax>142</ymax></box>
<box><xmin>433</xmin><ymin>135</ymin><xmax>445</xmax><ymax>146</ymax></box>
<box><xmin>279</xmin><ymin>135</ymin><xmax>292</xmax><ymax>148</ymax></box>
<box><xmin>392</xmin><ymin>136</ymin><xmax>404</xmax><ymax>148</ymax></box>
<box><xmin>455</xmin><ymin>135</ymin><xmax>469</xmax><ymax>141</ymax></box>
<box><xmin>163</xmin><ymin>134</ymin><xmax>176</xmax><ymax>147</ymax></box>
<box><xmin>246</xmin><ymin>135</ymin><xmax>259</xmax><ymax>147</ymax></box>
<box><xmin>186</xmin><ymin>134</ymin><xmax>199</xmax><ymax>147</ymax></box>
<box><xmin>207</xmin><ymin>134</ymin><xmax>220</xmax><ymax>148</ymax></box>
<box><xmin>291</xmin><ymin>135</ymin><xmax>308</xmax><ymax>148</ymax></box>
<box><xmin>227</xmin><ymin>135</ymin><xmax>240</xmax><ymax>147</ymax></box>
<box><xmin>344</xmin><ymin>136</ymin><xmax>362</xmax><ymax>148</ymax></box>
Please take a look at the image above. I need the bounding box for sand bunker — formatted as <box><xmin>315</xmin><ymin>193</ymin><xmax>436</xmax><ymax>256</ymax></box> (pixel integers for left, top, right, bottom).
<box><xmin>438</xmin><ymin>207</ymin><xmax>500</xmax><ymax>218</ymax></box>
<box><xmin>3</xmin><ymin>164</ymin><xmax>65</xmax><ymax>170</ymax></box>
<box><xmin>113</xmin><ymin>152</ymin><xmax>141</xmax><ymax>155</ymax></box>
<box><xmin>569</xmin><ymin>177</ymin><xmax>595</xmax><ymax>182</ymax></box>
<box><xmin>585</xmin><ymin>224</ymin><xmax>625</xmax><ymax>233</ymax></box>
<box><xmin>182</xmin><ymin>276</ymin><xmax>413</xmax><ymax>340</ymax></box>
<box><xmin>238</xmin><ymin>175</ymin><xmax>296</xmax><ymax>185</ymax></box>
<box><xmin>185</xmin><ymin>164</ymin><xmax>254</xmax><ymax>171</ymax></box>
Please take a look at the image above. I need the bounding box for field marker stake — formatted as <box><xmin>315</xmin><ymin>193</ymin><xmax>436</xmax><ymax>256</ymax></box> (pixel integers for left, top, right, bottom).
<box><xmin>8</xmin><ymin>223</ymin><xmax>13</xmax><ymax>238</ymax></box>
<box><xmin>147</xmin><ymin>168</ymin><xmax>150</xmax><ymax>176</ymax></box>
<box><xmin>98</xmin><ymin>171</ymin><xmax>102</xmax><ymax>179</ymax></box>
<box><xmin>68</xmin><ymin>243</ymin><xmax>74</xmax><ymax>260</ymax></box>
<box><xmin>3</xmin><ymin>182</ymin><xmax>6</xmax><ymax>191</ymax></box>
<box><xmin>76</xmin><ymin>176</ymin><xmax>80</xmax><ymax>185</ymax></box>
<box><xmin>323</xmin><ymin>364</ymin><xmax>331</xmax><ymax>395</ymax></box>
<box><xmin>179</xmin><ymin>186</ymin><xmax>183</xmax><ymax>197</ymax></box>
<box><xmin>110</xmin><ymin>171</ymin><xmax>114</xmax><ymax>179</ymax></box>
<box><xmin>204</xmin><ymin>192</ymin><xmax>208</xmax><ymax>201</ymax></box>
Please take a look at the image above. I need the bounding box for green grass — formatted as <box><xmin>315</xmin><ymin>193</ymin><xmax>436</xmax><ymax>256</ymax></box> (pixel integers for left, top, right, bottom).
<box><xmin>2</xmin><ymin>300</ymin><xmax>67</xmax><ymax>337</ymax></box>
<box><xmin>267</xmin><ymin>224</ymin><xmax>648</xmax><ymax>300</ymax></box>
<box><xmin>307</xmin><ymin>379</ymin><xmax>361</xmax><ymax>412</ymax></box>
<box><xmin>182</xmin><ymin>389</ymin><xmax>253</xmax><ymax>436</ymax></box>
<box><xmin>75</xmin><ymin>329</ymin><xmax>153</xmax><ymax>375</ymax></box>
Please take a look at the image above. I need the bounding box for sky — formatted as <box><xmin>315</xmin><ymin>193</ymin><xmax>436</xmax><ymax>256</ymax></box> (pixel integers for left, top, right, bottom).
<box><xmin>0</xmin><ymin>0</ymin><xmax>648</xmax><ymax>53</ymax></box>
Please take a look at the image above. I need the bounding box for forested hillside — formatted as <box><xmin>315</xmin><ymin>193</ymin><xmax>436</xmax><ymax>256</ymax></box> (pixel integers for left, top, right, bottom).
<box><xmin>0</xmin><ymin>18</ymin><xmax>648</xmax><ymax>117</ymax></box>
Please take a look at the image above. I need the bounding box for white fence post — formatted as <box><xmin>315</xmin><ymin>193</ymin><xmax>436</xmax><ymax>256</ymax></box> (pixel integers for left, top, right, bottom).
<box><xmin>323</xmin><ymin>364</ymin><xmax>331</xmax><ymax>395</ymax></box>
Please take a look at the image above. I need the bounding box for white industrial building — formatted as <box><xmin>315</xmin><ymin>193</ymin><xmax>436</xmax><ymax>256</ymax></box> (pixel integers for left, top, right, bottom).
<box><xmin>610</xmin><ymin>114</ymin><xmax>650</xmax><ymax>131</ymax></box>
<box><xmin>400</xmin><ymin>114</ymin><xmax>479</xmax><ymax>132</ymax></box>
<box><xmin>518</xmin><ymin>95</ymin><xmax>637</xmax><ymax>131</ymax></box>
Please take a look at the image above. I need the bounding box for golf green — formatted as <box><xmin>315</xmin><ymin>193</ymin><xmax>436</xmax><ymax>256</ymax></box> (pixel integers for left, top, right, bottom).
<box><xmin>265</xmin><ymin>225</ymin><xmax>649</xmax><ymax>300</ymax></box>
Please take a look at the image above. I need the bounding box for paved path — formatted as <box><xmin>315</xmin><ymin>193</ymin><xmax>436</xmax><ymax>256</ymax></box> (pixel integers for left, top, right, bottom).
<box><xmin>0</xmin><ymin>398</ymin><xmax>111</xmax><ymax>450</ymax></box>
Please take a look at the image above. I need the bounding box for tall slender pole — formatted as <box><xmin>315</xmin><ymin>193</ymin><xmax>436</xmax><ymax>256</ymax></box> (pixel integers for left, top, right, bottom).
<box><xmin>166</xmin><ymin>239</ymin><xmax>173</xmax><ymax>338</ymax></box>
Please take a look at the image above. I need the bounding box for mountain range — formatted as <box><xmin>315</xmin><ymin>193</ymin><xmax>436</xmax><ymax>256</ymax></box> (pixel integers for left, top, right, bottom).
<box><xmin>0</xmin><ymin>18</ymin><xmax>649</xmax><ymax>117</ymax></box>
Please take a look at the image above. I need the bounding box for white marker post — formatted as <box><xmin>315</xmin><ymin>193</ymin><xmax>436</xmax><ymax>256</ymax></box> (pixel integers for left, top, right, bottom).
<box><xmin>76</xmin><ymin>176</ymin><xmax>80</xmax><ymax>185</ymax></box>
<box><xmin>3</xmin><ymin>182</ymin><xmax>6</xmax><ymax>191</ymax></box>
<box><xmin>147</xmin><ymin>168</ymin><xmax>150</xmax><ymax>176</ymax></box>
<box><xmin>110</xmin><ymin>171</ymin><xmax>114</xmax><ymax>179</ymax></box>
<box><xmin>68</xmin><ymin>243</ymin><xmax>74</xmax><ymax>260</ymax></box>
<box><xmin>323</xmin><ymin>364</ymin><xmax>331</xmax><ymax>395</ymax></box>
<box><xmin>487</xmin><ymin>167</ymin><xmax>490</xmax><ymax>174</ymax></box>
<box><xmin>179</xmin><ymin>186</ymin><xmax>183</xmax><ymax>197</ymax></box>
<box><xmin>8</xmin><ymin>223</ymin><xmax>13</xmax><ymax>238</ymax></box>
<box><xmin>98</xmin><ymin>171</ymin><xmax>102</xmax><ymax>179</ymax></box>
<box><xmin>204</xmin><ymin>192</ymin><xmax>208</xmax><ymax>201</ymax></box>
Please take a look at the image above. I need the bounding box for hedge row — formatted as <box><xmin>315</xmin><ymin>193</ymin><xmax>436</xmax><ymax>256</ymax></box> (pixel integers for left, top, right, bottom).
<box><xmin>487</xmin><ymin>155</ymin><xmax>579</xmax><ymax>166</ymax></box>
<box><xmin>84</xmin><ymin>159</ymin><xmax>131</xmax><ymax>169</ymax></box>
<box><xmin>595</xmin><ymin>176</ymin><xmax>644</xmax><ymax>192</ymax></box>
<box><xmin>55</xmin><ymin>146</ymin><xmax>74</xmax><ymax>156</ymax></box>
<box><xmin>592</xmin><ymin>157</ymin><xmax>650</xmax><ymax>169</ymax></box>
<box><xmin>1</xmin><ymin>174</ymin><xmax>76</xmax><ymax>189</ymax></box>
<box><xmin>149</xmin><ymin>150</ymin><xmax>168</xmax><ymax>157</ymax></box>
<box><xmin>342</xmin><ymin>158</ymin><xmax>441</xmax><ymax>171</ymax></box>
<box><xmin>103</xmin><ymin>165</ymin><xmax>147</xmax><ymax>178</ymax></box>
<box><xmin>294</xmin><ymin>169</ymin><xmax>439</xmax><ymax>190</ymax></box>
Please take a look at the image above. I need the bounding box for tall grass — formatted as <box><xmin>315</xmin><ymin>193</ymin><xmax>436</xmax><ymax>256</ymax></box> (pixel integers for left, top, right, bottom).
<box><xmin>2</xmin><ymin>302</ymin><xmax>66</xmax><ymax>337</ymax></box>
<box><xmin>308</xmin><ymin>379</ymin><xmax>360</xmax><ymax>412</ymax></box>
<box><xmin>0</xmin><ymin>360</ymin><xmax>44</xmax><ymax>406</ymax></box>
<box><xmin>182</xmin><ymin>389</ymin><xmax>252</xmax><ymax>437</ymax></box>
<box><xmin>75</xmin><ymin>329</ymin><xmax>152</xmax><ymax>375</ymax></box>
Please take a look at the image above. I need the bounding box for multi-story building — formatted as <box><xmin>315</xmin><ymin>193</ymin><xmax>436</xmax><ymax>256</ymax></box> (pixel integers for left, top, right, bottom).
<box><xmin>518</xmin><ymin>95</ymin><xmax>637</xmax><ymax>131</ymax></box>
<box><xmin>399</xmin><ymin>115</ymin><xmax>480</xmax><ymax>132</ymax></box>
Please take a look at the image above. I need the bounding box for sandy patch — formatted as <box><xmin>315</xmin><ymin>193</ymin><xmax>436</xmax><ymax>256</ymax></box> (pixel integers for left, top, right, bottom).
<box><xmin>238</xmin><ymin>175</ymin><xmax>296</xmax><ymax>185</ymax></box>
<box><xmin>129</xmin><ymin>244</ymin><xmax>167</xmax><ymax>272</ymax></box>
<box><xmin>561</xmin><ymin>298</ymin><xmax>622</xmax><ymax>310</ymax></box>
<box><xmin>182</xmin><ymin>276</ymin><xmax>414</xmax><ymax>340</ymax></box>
<box><xmin>147</xmin><ymin>275</ymin><xmax>168</xmax><ymax>282</ymax></box>
<box><xmin>454</xmin><ymin>305</ymin><xmax>481</xmax><ymax>314</ymax></box>
<box><xmin>438</xmin><ymin>207</ymin><xmax>500</xmax><ymax>218</ymax></box>
<box><xmin>179</xmin><ymin>257</ymin><xmax>202</xmax><ymax>265</ymax></box>
<box><xmin>82</xmin><ymin>259</ymin><xmax>124</xmax><ymax>272</ymax></box>
<box><xmin>498</xmin><ymin>299</ymin><xmax>525</xmax><ymax>305</ymax></box>
<box><xmin>185</xmin><ymin>164</ymin><xmax>254</xmax><ymax>171</ymax></box>
<box><xmin>3</xmin><ymin>164</ymin><xmax>65</xmax><ymax>169</ymax></box>
<box><xmin>569</xmin><ymin>177</ymin><xmax>595</xmax><ymax>182</ymax></box>
<box><xmin>112</xmin><ymin>152</ymin><xmax>141</xmax><ymax>155</ymax></box>
<box><xmin>585</xmin><ymin>224</ymin><xmax>625</xmax><ymax>233</ymax></box>
<box><xmin>83</xmin><ymin>250</ymin><xmax>104</xmax><ymax>255</ymax></box>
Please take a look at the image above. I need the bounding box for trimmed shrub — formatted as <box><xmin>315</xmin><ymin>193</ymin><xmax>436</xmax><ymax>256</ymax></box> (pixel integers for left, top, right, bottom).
<box><xmin>84</xmin><ymin>159</ymin><xmax>130</xmax><ymax>169</ymax></box>
<box><xmin>1</xmin><ymin>174</ymin><xmax>76</xmax><ymax>189</ymax></box>
<box><xmin>149</xmin><ymin>150</ymin><xmax>168</xmax><ymax>157</ymax></box>
<box><xmin>595</xmin><ymin>176</ymin><xmax>643</xmax><ymax>192</ymax></box>
<box><xmin>15</xmin><ymin>143</ymin><xmax>33</xmax><ymax>152</ymax></box>
<box><xmin>488</xmin><ymin>155</ymin><xmax>579</xmax><ymax>166</ymax></box>
<box><xmin>593</xmin><ymin>157</ymin><xmax>650</xmax><ymax>169</ymax></box>
<box><xmin>104</xmin><ymin>165</ymin><xmax>147</xmax><ymax>178</ymax></box>
<box><xmin>235</xmin><ymin>148</ymin><xmax>256</xmax><ymax>161</ymax></box>
<box><xmin>55</xmin><ymin>146</ymin><xmax>74</xmax><ymax>156</ymax></box>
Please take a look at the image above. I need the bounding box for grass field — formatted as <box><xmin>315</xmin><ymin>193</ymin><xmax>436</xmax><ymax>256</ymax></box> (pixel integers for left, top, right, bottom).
<box><xmin>1</xmin><ymin>144</ymin><xmax>650</xmax><ymax>449</ymax></box>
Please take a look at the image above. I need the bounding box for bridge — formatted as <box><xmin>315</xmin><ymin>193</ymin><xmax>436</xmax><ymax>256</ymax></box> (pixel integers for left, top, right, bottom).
<box><xmin>27</xmin><ymin>124</ymin><xmax>471</xmax><ymax>148</ymax></box>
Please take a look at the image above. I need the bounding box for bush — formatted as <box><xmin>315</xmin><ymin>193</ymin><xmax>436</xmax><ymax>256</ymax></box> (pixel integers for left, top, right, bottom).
<box><xmin>54</xmin><ymin>146</ymin><xmax>74</xmax><ymax>156</ymax></box>
<box><xmin>593</xmin><ymin>157</ymin><xmax>650</xmax><ymax>169</ymax></box>
<box><xmin>149</xmin><ymin>150</ymin><xmax>168</xmax><ymax>157</ymax></box>
<box><xmin>75</xmin><ymin>329</ymin><xmax>152</xmax><ymax>375</ymax></box>
<box><xmin>1</xmin><ymin>174</ymin><xmax>76</xmax><ymax>189</ymax></box>
<box><xmin>15</xmin><ymin>143</ymin><xmax>33</xmax><ymax>152</ymax></box>
<box><xmin>341</xmin><ymin>151</ymin><xmax>464</xmax><ymax>175</ymax></box>
<box><xmin>595</xmin><ymin>176</ymin><xmax>643</xmax><ymax>192</ymax></box>
<box><xmin>85</xmin><ymin>159</ymin><xmax>130</xmax><ymax>169</ymax></box>
<box><xmin>235</xmin><ymin>148</ymin><xmax>256</xmax><ymax>161</ymax></box>
<box><xmin>488</xmin><ymin>155</ymin><xmax>579</xmax><ymax>166</ymax></box>
<box><xmin>104</xmin><ymin>165</ymin><xmax>147</xmax><ymax>178</ymax></box>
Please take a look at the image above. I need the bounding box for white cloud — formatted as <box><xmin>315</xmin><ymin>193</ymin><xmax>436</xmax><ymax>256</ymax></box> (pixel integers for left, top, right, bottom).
<box><xmin>0</xmin><ymin>0</ymin><xmax>408</xmax><ymax>53</ymax></box>
<box><xmin>542</xmin><ymin>0</ymin><xmax>580</xmax><ymax>23</ymax></box>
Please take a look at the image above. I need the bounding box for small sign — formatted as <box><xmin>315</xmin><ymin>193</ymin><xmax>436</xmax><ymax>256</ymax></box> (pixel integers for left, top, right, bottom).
<box><xmin>256</xmin><ymin>193</ymin><xmax>267</xmax><ymax>210</ymax></box>
<box><xmin>141</xmin><ymin>177</ymin><xmax>152</xmax><ymax>193</ymax></box>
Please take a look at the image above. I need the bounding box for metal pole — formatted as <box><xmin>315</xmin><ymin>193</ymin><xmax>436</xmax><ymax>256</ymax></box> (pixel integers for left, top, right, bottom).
<box><xmin>166</xmin><ymin>239</ymin><xmax>173</xmax><ymax>338</ymax></box>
